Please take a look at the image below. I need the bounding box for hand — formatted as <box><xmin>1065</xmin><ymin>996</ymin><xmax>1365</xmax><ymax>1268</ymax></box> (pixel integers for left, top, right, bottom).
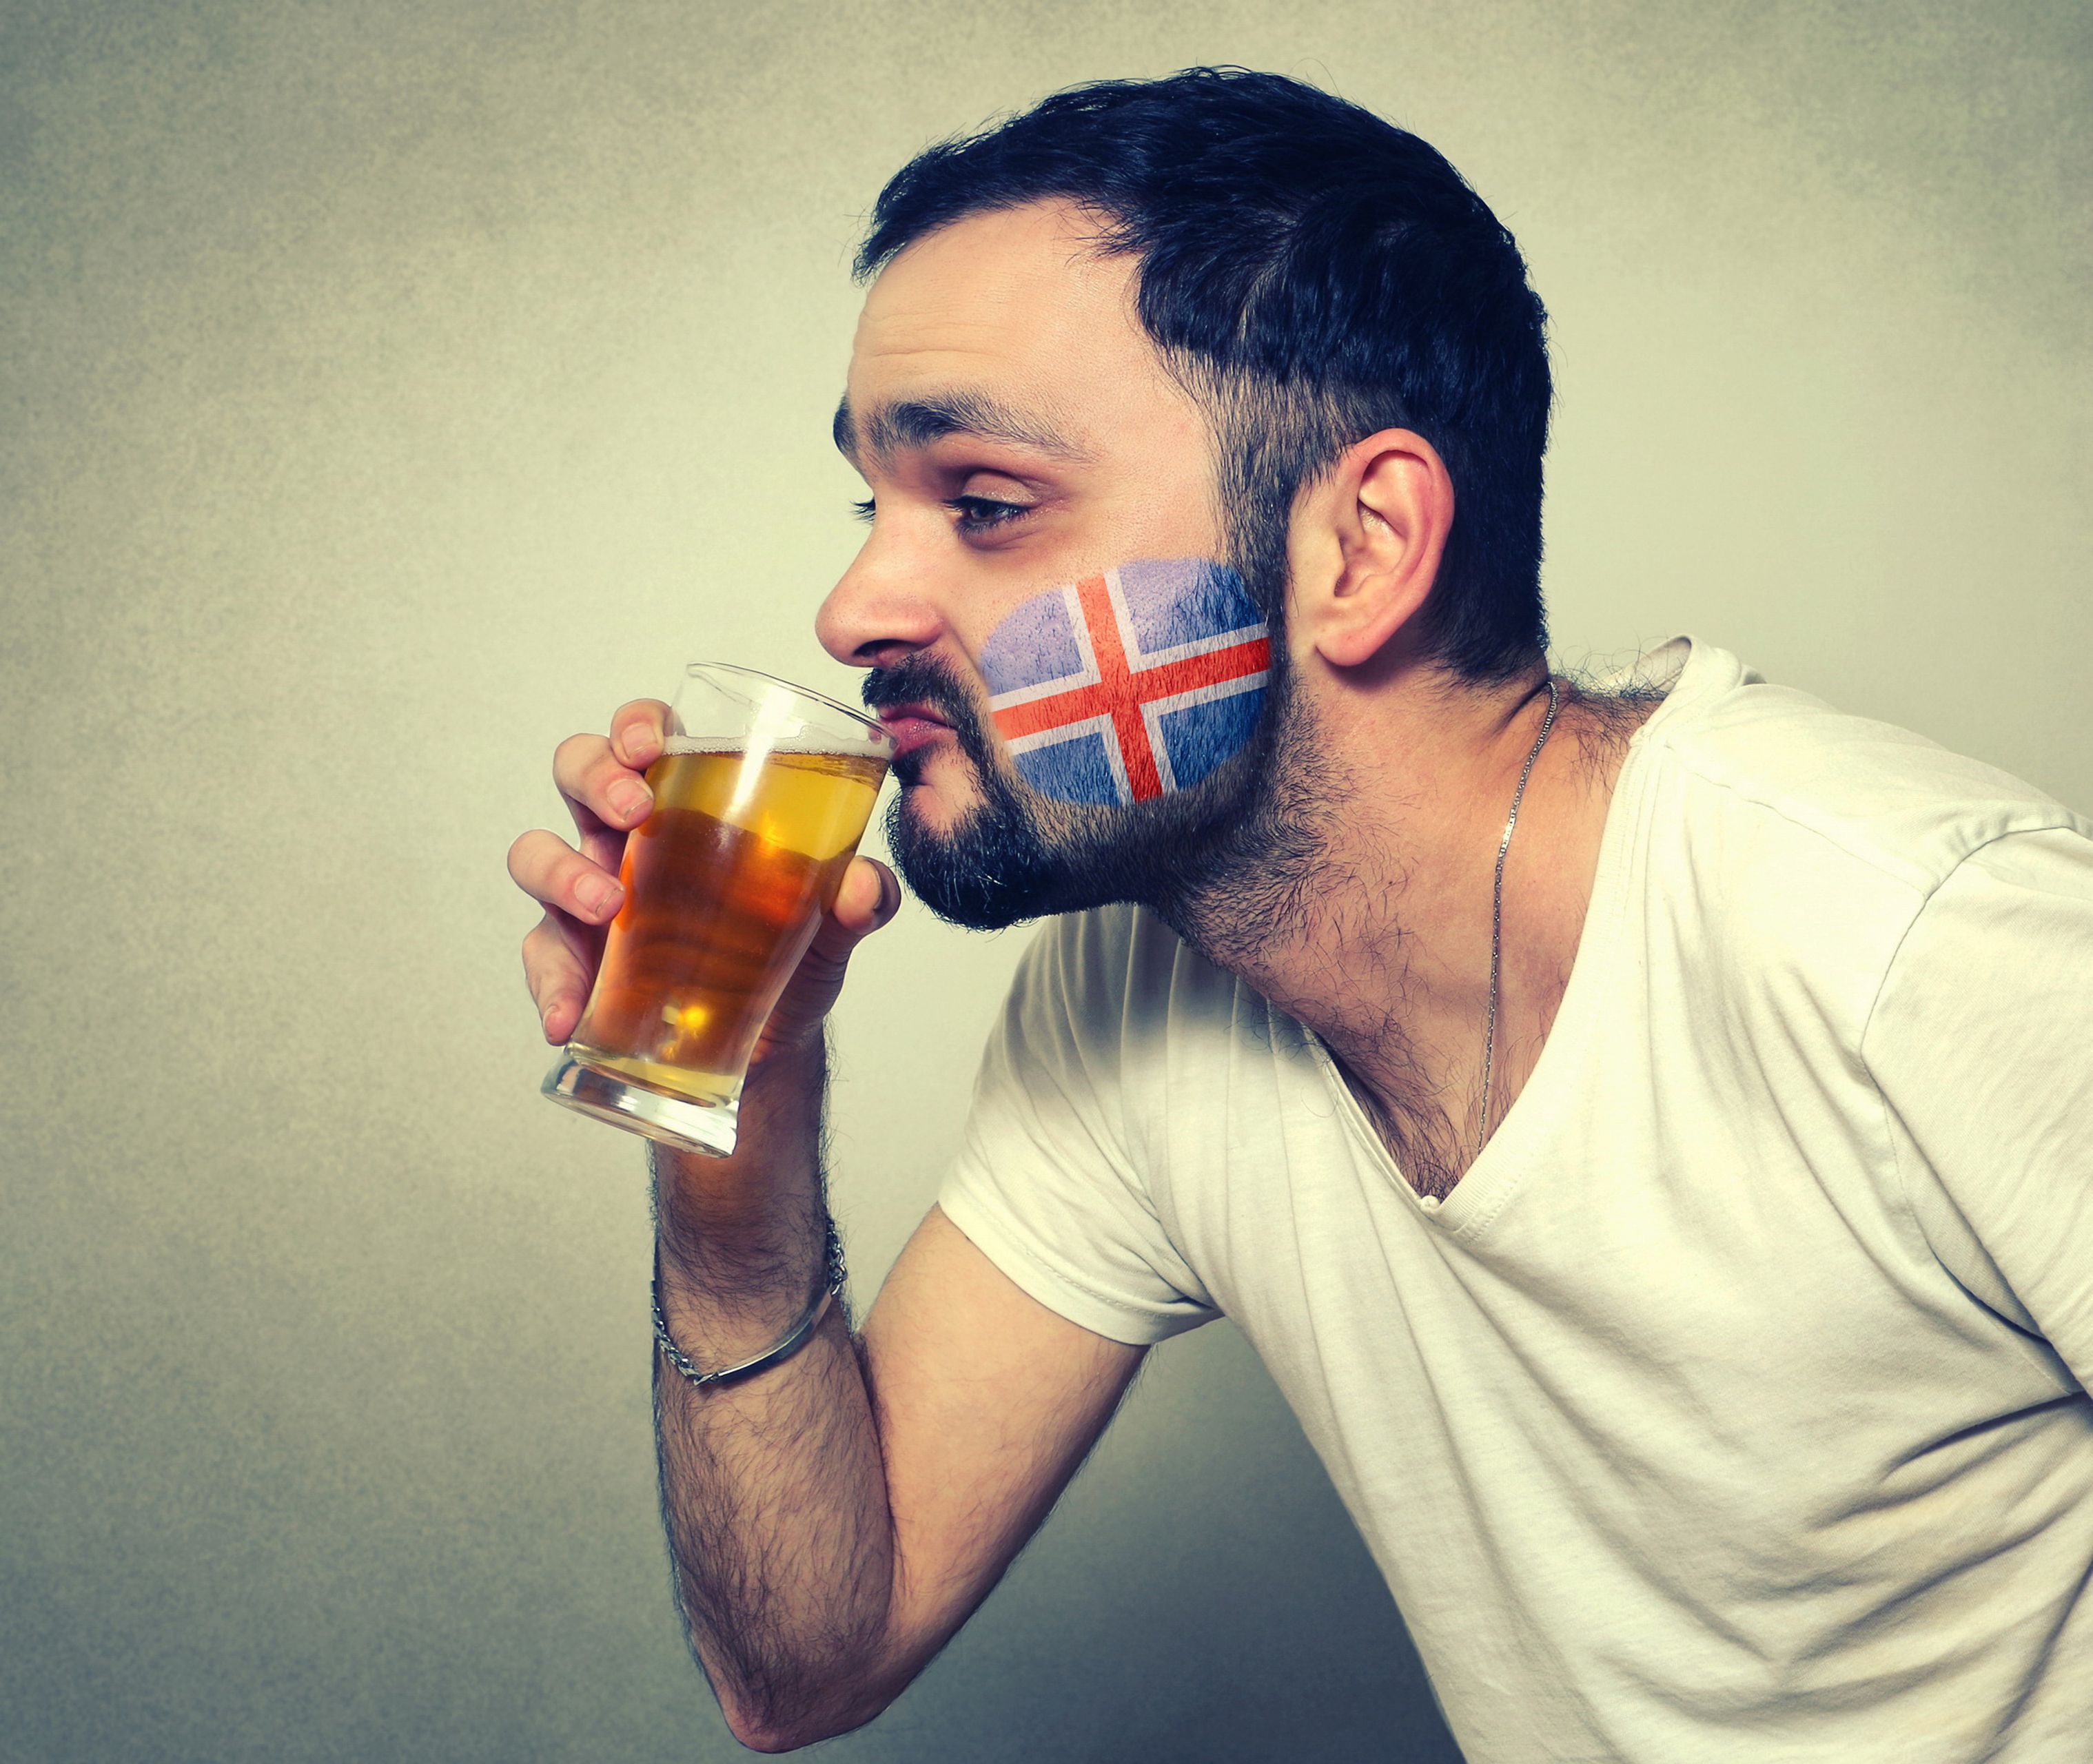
<box><xmin>508</xmin><ymin>698</ymin><xmax>900</xmax><ymax>1054</ymax></box>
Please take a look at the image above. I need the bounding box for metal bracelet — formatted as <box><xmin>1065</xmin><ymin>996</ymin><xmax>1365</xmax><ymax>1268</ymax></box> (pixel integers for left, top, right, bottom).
<box><xmin>651</xmin><ymin>1222</ymin><xmax>846</xmax><ymax>1391</ymax></box>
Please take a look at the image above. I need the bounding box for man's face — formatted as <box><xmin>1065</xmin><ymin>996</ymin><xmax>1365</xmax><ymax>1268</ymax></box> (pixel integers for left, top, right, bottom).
<box><xmin>817</xmin><ymin>201</ymin><xmax>1287</xmax><ymax>927</ymax></box>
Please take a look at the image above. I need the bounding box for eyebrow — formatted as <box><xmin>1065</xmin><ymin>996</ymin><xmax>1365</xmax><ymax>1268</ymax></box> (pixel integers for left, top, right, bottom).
<box><xmin>832</xmin><ymin>390</ymin><xmax>1088</xmax><ymax>468</ymax></box>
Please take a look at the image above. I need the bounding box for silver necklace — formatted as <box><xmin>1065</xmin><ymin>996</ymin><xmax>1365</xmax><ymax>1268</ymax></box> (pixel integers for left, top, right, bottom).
<box><xmin>1478</xmin><ymin>675</ymin><xmax>1560</xmax><ymax>1136</ymax></box>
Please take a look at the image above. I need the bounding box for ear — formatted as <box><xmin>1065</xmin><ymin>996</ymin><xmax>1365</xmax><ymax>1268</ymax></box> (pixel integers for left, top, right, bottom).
<box><xmin>1288</xmin><ymin>429</ymin><xmax>1454</xmax><ymax>670</ymax></box>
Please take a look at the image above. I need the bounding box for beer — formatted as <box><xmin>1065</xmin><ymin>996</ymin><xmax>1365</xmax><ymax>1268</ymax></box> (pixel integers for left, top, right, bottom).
<box><xmin>542</xmin><ymin>662</ymin><xmax>890</xmax><ymax>1158</ymax></box>
<box><xmin>568</xmin><ymin>739</ymin><xmax>887</xmax><ymax>1110</ymax></box>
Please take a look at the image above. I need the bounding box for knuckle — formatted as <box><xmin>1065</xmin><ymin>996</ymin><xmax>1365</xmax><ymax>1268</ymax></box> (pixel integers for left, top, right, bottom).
<box><xmin>508</xmin><ymin>830</ymin><xmax>572</xmax><ymax>894</ymax></box>
<box><xmin>612</xmin><ymin>701</ymin><xmax>669</xmax><ymax>763</ymax></box>
<box><xmin>552</xmin><ymin>732</ymin><xmax>604</xmax><ymax>779</ymax></box>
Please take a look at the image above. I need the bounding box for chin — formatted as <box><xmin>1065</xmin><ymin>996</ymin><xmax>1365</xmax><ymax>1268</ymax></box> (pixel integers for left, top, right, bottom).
<box><xmin>892</xmin><ymin>750</ymin><xmax>986</xmax><ymax>829</ymax></box>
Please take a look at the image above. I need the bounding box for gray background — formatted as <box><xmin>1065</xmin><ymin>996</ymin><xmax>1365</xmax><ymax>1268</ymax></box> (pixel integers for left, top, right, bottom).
<box><xmin>2</xmin><ymin>2</ymin><xmax>2087</xmax><ymax>1760</ymax></box>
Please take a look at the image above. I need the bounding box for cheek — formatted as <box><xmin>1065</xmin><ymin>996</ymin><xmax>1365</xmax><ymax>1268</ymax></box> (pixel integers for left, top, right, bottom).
<box><xmin>974</xmin><ymin>557</ymin><xmax>1271</xmax><ymax>808</ymax></box>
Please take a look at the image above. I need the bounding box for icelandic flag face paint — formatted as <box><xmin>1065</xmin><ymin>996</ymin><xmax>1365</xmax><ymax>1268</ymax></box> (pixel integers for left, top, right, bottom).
<box><xmin>977</xmin><ymin>557</ymin><xmax>1270</xmax><ymax>806</ymax></box>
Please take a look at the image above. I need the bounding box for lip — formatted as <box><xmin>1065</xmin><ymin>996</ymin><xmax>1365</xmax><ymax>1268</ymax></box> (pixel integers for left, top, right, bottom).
<box><xmin>876</xmin><ymin>704</ymin><xmax>956</xmax><ymax>759</ymax></box>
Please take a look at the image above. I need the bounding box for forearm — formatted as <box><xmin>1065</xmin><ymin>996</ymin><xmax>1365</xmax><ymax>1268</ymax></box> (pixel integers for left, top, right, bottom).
<box><xmin>650</xmin><ymin>1038</ymin><xmax>899</xmax><ymax>1750</ymax></box>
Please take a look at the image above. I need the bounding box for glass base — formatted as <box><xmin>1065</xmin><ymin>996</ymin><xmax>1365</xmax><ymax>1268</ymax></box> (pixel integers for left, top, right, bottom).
<box><xmin>540</xmin><ymin>1053</ymin><xmax>739</xmax><ymax>1158</ymax></box>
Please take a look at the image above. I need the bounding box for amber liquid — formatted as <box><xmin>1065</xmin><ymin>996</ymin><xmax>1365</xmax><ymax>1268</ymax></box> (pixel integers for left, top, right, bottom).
<box><xmin>571</xmin><ymin>744</ymin><xmax>886</xmax><ymax>1106</ymax></box>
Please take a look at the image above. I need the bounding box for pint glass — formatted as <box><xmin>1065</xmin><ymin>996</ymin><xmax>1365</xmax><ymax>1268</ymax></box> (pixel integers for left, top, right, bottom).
<box><xmin>541</xmin><ymin>664</ymin><xmax>892</xmax><ymax>1157</ymax></box>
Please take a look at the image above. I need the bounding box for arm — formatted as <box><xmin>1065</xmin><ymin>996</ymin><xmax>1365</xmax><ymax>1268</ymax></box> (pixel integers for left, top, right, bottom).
<box><xmin>511</xmin><ymin>702</ymin><xmax>1144</xmax><ymax>1752</ymax></box>
<box><xmin>649</xmin><ymin>1051</ymin><xmax>1143</xmax><ymax>1752</ymax></box>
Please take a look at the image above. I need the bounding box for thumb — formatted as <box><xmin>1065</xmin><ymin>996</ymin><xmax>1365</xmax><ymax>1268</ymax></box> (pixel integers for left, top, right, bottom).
<box><xmin>796</xmin><ymin>855</ymin><xmax>901</xmax><ymax>993</ymax></box>
<box><xmin>755</xmin><ymin>857</ymin><xmax>901</xmax><ymax>1058</ymax></box>
<box><xmin>819</xmin><ymin>855</ymin><xmax>901</xmax><ymax>949</ymax></box>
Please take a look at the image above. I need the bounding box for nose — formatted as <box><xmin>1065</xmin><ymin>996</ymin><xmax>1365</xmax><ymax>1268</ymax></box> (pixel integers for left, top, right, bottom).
<box><xmin>815</xmin><ymin>528</ymin><xmax>946</xmax><ymax>669</ymax></box>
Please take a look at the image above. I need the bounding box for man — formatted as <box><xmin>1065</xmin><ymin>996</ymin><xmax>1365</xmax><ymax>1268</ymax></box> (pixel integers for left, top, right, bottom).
<box><xmin>507</xmin><ymin>70</ymin><xmax>2093</xmax><ymax>1761</ymax></box>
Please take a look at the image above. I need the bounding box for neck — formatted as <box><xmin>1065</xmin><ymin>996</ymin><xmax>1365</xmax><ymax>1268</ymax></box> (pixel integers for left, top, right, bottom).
<box><xmin>1156</xmin><ymin>659</ymin><xmax>1646</xmax><ymax>1194</ymax></box>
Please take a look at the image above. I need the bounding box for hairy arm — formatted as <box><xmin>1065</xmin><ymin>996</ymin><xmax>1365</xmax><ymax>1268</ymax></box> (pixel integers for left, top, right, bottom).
<box><xmin>651</xmin><ymin>1047</ymin><xmax>1143</xmax><ymax>1750</ymax></box>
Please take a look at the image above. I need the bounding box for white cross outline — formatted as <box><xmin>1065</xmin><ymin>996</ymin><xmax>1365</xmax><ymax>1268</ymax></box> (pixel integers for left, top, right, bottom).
<box><xmin>1005</xmin><ymin>711</ymin><xmax>1134</xmax><ymax>805</ymax></box>
<box><xmin>1137</xmin><ymin>671</ymin><xmax>1270</xmax><ymax>794</ymax></box>
<box><xmin>983</xmin><ymin>582</ymin><xmax>1102</xmax><ymax>713</ymax></box>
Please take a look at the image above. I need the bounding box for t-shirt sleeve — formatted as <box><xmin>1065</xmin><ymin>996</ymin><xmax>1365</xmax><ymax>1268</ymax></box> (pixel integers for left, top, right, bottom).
<box><xmin>937</xmin><ymin>909</ymin><xmax>1222</xmax><ymax>1347</ymax></box>
<box><xmin>1863</xmin><ymin>825</ymin><xmax>2093</xmax><ymax>1387</ymax></box>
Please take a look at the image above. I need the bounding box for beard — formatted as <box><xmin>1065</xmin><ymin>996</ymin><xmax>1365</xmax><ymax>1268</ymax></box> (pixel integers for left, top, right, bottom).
<box><xmin>861</xmin><ymin>642</ymin><xmax>1347</xmax><ymax>960</ymax></box>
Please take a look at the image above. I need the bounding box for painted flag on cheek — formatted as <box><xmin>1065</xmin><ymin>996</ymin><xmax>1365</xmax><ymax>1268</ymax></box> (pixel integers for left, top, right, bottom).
<box><xmin>976</xmin><ymin>558</ymin><xmax>1271</xmax><ymax>806</ymax></box>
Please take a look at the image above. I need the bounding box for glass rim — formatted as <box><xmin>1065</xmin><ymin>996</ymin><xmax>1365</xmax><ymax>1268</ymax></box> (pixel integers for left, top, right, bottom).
<box><xmin>680</xmin><ymin>661</ymin><xmax>890</xmax><ymax>744</ymax></box>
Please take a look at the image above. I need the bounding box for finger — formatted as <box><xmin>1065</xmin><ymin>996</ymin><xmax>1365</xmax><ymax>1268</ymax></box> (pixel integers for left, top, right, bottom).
<box><xmin>757</xmin><ymin>861</ymin><xmax>901</xmax><ymax>1057</ymax></box>
<box><xmin>797</xmin><ymin>859</ymin><xmax>899</xmax><ymax>973</ymax></box>
<box><xmin>523</xmin><ymin>915</ymin><xmax>592</xmax><ymax>1042</ymax></box>
<box><xmin>610</xmin><ymin>699</ymin><xmax>671</xmax><ymax>770</ymax></box>
<box><xmin>553</xmin><ymin>731</ymin><xmax>655</xmax><ymax>836</ymax></box>
<box><xmin>827</xmin><ymin>856</ymin><xmax>901</xmax><ymax>939</ymax></box>
<box><xmin>507</xmin><ymin>828</ymin><xmax>626</xmax><ymax>923</ymax></box>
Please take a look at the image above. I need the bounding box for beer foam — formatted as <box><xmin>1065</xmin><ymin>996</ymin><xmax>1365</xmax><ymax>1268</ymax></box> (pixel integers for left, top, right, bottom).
<box><xmin>651</xmin><ymin>732</ymin><xmax>885</xmax><ymax>857</ymax></box>
<box><xmin>663</xmin><ymin>731</ymin><xmax>890</xmax><ymax>760</ymax></box>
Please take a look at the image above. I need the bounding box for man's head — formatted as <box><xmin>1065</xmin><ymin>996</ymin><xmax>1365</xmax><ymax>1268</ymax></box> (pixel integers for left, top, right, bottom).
<box><xmin>818</xmin><ymin>68</ymin><xmax>1551</xmax><ymax>930</ymax></box>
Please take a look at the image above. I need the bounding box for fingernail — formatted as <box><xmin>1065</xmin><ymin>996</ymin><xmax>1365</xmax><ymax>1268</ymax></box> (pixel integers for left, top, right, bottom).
<box><xmin>609</xmin><ymin>780</ymin><xmax>651</xmax><ymax>821</ymax></box>
<box><xmin>579</xmin><ymin>875</ymin><xmax>622</xmax><ymax>917</ymax></box>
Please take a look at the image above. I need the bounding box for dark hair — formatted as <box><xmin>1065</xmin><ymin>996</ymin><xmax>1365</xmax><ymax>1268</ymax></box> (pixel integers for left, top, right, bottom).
<box><xmin>857</xmin><ymin>68</ymin><xmax>1552</xmax><ymax>684</ymax></box>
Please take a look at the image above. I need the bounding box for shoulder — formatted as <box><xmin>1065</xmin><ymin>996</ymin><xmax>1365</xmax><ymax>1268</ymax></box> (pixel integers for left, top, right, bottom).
<box><xmin>1600</xmin><ymin>639</ymin><xmax>2090</xmax><ymax>1034</ymax></box>
<box><xmin>1012</xmin><ymin>902</ymin><xmax>1242</xmax><ymax>1046</ymax></box>
<box><xmin>1631</xmin><ymin>637</ymin><xmax>2087</xmax><ymax>899</ymax></box>
<box><xmin>948</xmin><ymin>912</ymin><xmax>1232</xmax><ymax>1344</ymax></box>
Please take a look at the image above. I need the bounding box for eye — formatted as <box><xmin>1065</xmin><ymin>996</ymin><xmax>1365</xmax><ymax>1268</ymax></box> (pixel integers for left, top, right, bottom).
<box><xmin>849</xmin><ymin>498</ymin><xmax>876</xmax><ymax>524</ymax></box>
<box><xmin>946</xmin><ymin>495</ymin><xmax>1034</xmax><ymax>535</ymax></box>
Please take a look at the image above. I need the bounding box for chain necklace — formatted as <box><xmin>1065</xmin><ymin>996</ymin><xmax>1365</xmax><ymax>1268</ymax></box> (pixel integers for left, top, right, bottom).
<box><xmin>1478</xmin><ymin>676</ymin><xmax>1560</xmax><ymax>1142</ymax></box>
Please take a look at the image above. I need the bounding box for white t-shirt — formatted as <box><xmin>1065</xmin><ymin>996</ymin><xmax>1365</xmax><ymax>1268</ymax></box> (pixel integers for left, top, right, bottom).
<box><xmin>937</xmin><ymin>638</ymin><xmax>2093</xmax><ymax>1764</ymax></box>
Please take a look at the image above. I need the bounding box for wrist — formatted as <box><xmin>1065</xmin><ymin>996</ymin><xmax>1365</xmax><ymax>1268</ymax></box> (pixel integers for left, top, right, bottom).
<box><xmin>746</xmin><ymin>1016</ymin><xmax>830</xmax><ymax>1081</ymax></box>
<box><xmin>651</xmin><ymin>1033</ymin><xmax>827</xmax><ymax>1233</ymax></box>
<box><xmin>654</xmin><ymin>1195</ymin><xmax>841</xmax><ymax>1358</ymax></box>
<box><xmin>652</xmin><ymin>1221</ymin><xmax>844</xmax><ymax>1390</ymax></box>
<box><xmin>653</xmin><ymin>1176</ymin><xmax>824</xmax><ymax>1286</ymax></box>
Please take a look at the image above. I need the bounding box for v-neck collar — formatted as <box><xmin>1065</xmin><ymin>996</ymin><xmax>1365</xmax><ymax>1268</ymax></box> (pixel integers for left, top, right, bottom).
<box><xmin>1300</xmin><ymin>637</ymin><xmax>1733</xmax><ymax>1236</ymax></box>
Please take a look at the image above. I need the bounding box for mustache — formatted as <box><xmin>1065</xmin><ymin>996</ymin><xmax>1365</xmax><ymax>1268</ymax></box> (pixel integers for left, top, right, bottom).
<box><xmin>861</xmin><ymin>651</ymin><xmax>1005</xmax><ymax>786</ymax></box>
<box><xmin>861</xmin><ymin>653</ymin><xmax>984</xmax><ymax>731</ymax></box>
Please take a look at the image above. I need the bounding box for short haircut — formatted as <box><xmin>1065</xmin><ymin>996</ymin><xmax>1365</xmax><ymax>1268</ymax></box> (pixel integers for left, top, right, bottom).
<box><xmin>856</xmin><ymin>67</ymin><xmax>1553</xmax><ymax>684</ymax></box>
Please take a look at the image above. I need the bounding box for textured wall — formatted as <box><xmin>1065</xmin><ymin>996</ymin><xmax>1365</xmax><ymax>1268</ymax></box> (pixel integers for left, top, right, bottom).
<box><xmin>1</xmin><ymin>3</ymin><xmax>2086</xmax><ymax>1761</ymax></box>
